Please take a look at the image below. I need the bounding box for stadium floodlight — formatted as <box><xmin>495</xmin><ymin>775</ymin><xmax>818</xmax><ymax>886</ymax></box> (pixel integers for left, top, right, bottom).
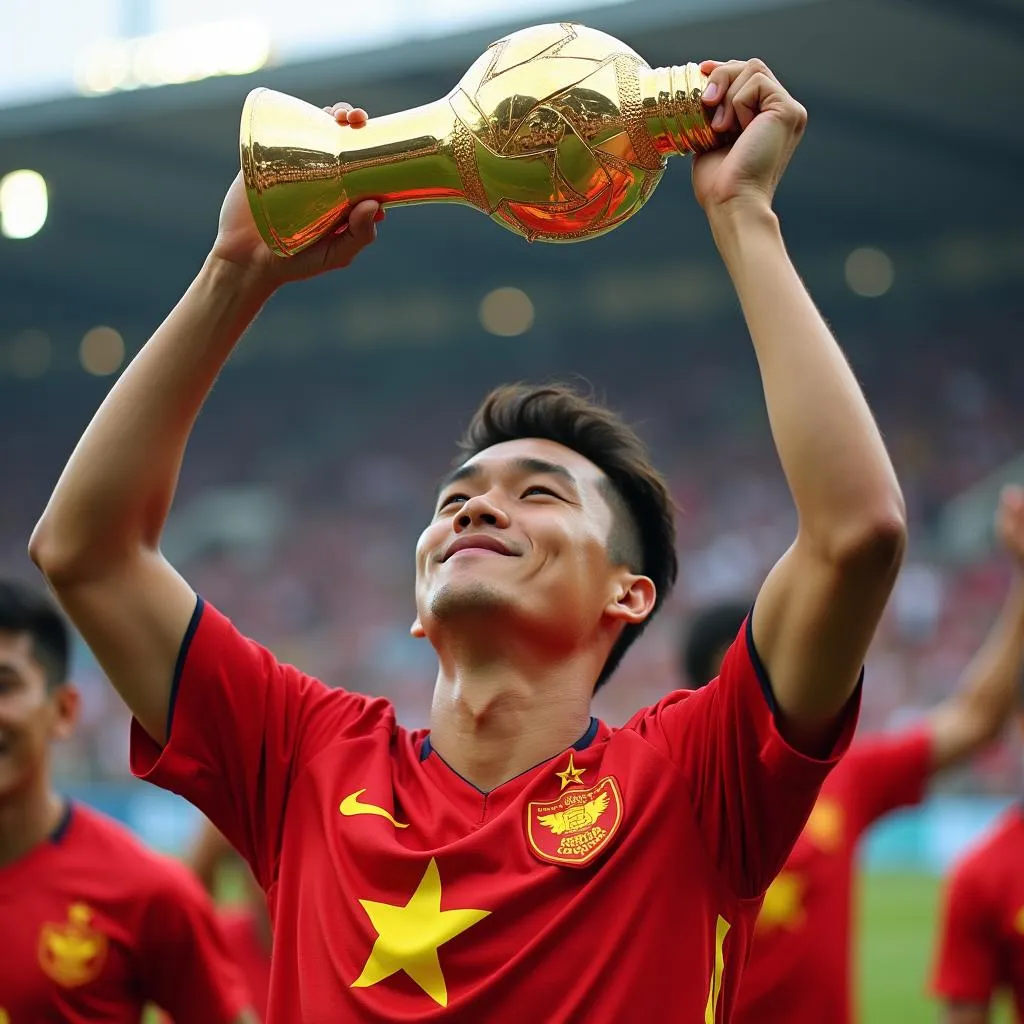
<box><xmin>479</xmin><ymin>288</ymin><xmax>535</xmax><ymax>337</ymax></box>
<box><xmin>0</xmin><ymin>170</ymin><xmax>48</xmax><ymax>240</ymax></box>
<box><xmin>76</xmin><ymin>20</ymin><xmax>270</xmax><ymax>96</ymax></box>
<box><xmin>844</xmin><ymin>247</ymin><xmax>894</xmax><ymax>298</ymax></box>
<box><xmin>80</xmin><ymin>326</ymin><xmax>126</xmax><ymax>376</ymax></box>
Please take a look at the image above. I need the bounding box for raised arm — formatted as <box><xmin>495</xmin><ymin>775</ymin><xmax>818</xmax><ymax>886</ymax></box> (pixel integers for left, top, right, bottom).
<box><xmin>927</xmin><ymin>486</ymin><xmax>1024</xmax><ymax>772</ymax></box>
<box><xmin>29</xmin><ymin>104</ymin><xmax>381</xmax><ymax>745</ymax></box>
<box><xmin>694</xmin><ymin>60</ymin><xmax>906</xmax><ymax>753</ymax></box>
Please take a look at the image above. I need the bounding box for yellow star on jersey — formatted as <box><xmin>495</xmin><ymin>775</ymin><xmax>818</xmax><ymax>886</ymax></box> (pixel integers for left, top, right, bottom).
<box><xmin>351</xmin><ymin>858</ymin><xmax>490</xmax><ymax>1007</ymax></box>
<box><xmin>555</xmin><ymin>752</ymin><xmax>586</xmax><ymax>790</ymax></box>
<box><xmin>756</xmin><ymin>871</ymin><xmax>805</xmax><ymax>932</ymax></box>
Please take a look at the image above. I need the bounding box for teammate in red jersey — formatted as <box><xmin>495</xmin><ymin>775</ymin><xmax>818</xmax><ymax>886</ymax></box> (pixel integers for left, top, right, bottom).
<box><xmin>188</xmin><ymin>818</ymin><xmax>272</xmax><ymax>1021</ymax></box>
<box><xmin>31</xmin><ymin>58</ymin><xmax>907</xmax><ymax>1022</ymax></box>
<box><xmin>679</xmin><ymin>488</ymin><xmax>1024</xmax><ymax>1024</ymax></box>
<box><xmin>0</xmin><ymin>579</ymin><xmax>256</xmax><ymax>1024</ymax></box>
<box><xmin>932</xmin><ymin>714</ymin><xmax>1024</xmax><ymax>1024</ymax></box>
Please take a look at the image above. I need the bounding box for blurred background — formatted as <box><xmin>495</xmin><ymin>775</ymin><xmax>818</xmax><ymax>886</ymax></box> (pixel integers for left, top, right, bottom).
<box><xmin>2</xmin><ymin>0</ymin><xmax>1023</xmax><ymax>1017</ymax></box>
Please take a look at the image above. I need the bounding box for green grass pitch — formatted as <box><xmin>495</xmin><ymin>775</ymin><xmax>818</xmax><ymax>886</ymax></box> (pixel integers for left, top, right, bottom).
<box><xmin>860</xmin><ymin>871</ymin><xmax>1012</xmax><ymax>1022</ymax></box>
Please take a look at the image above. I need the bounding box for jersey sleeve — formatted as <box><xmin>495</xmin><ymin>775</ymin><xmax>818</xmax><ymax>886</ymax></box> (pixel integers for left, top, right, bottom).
<box><xmin>137</xmin><ymin>859</ymin><xmax>252</xmax><ymax>1024</ymax></box>
<box><xmin>130</xmin><ymin>596</ymin><xmax>389</xmax><ymax>887</ymax></box>
<box><xmin>626</xmin><ymin>611</ymin><xmax>860</xmax><ymax>898</ymax></box>
<box><xmin>839</xmin><ymin>727</ymin><xmax>932</xmax><ymax>835</ymax></box>
<box><xmin>931</xmin><ymin>854</ymin><xmax>999</xmax><ymax>1007</ymax></box>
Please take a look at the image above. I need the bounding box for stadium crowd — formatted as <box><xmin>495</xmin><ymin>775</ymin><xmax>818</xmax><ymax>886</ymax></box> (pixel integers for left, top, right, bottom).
<box><xmin>3</xmin><ymin>311</ymin><xmax>1020</xmax><ymax>792</ymax></box>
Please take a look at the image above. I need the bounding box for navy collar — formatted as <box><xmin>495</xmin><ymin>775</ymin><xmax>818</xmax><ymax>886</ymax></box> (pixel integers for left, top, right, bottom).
<box><xmin>420</xmin><ymin>715</ymin><xmax>599</xmax><ymax>762</ymax></box>
<box><xmin>50</xmin><ymin>799</ymin><xmax>73</xmax><ymax>844</ymax></box>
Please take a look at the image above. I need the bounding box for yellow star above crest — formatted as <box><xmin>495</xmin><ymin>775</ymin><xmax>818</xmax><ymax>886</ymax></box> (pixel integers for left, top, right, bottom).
<box><xmin>555</xmin><ymin>751</ymin><xmax>586</xmax><ymax>790</ymax></box>
<box><xmin>351</xmin><ymin>858</ymin><xmax>490</xmax><ymax>1007</ymax></box>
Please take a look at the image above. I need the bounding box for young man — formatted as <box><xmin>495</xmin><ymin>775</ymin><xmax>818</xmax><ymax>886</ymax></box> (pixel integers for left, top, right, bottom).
<box><xmin>932</xmin><ymin>701</ymin><xmax>1024</xmax><ymax>1023</ymax></box>
<box><xmin>187</xmin><ymin>818</ymin><xmax>272</xmax><ymax>1022</ymax></box>
<box><xmin>0</xmin><ymin>579</ymin><xmax>255</xmax><ymax>1024</ymax></box>
<box><xmin>679</xmin><ymin>488</ymin><xmax>1024</xmax><ymax>1024</ymax></box>
<box><xmin>29</xmin><ymin>60</ymin><xmax>907</xmax><ymax>1021</ymax></box>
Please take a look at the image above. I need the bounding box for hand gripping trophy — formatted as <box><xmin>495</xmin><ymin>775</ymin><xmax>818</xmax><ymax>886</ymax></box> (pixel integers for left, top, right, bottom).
<box><xmin>240</xmin><ymin>22</ymin><xmax>718</xmax><ymax>254</ymax></box>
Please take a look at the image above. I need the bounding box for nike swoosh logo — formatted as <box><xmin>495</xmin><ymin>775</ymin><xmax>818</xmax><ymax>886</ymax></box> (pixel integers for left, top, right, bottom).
<box><xmin>339</xmin><ymin>789</ymin><xmax>409</xmax><ymax>829</ymax></box>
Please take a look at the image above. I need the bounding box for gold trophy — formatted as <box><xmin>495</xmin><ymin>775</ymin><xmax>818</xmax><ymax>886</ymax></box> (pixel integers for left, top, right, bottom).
<box><xmin>240</xmin><ymin>22</ymin><xmax>718</xmax><ymax>255</ymax></box>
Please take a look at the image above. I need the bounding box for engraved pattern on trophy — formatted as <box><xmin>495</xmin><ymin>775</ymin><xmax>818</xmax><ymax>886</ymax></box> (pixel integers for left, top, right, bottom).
<box><xmin>613</xmin><ymin>55</ymin><xmax>664</xmax><ymax>171</ymax></box>
<box><xmin>448</xmin><ymin>118</ymin><xmax>492</xmax><ymax>214</ymax></box>
<box><xmin>452</xmin><ymin>23</ymin><xmax>667</xmax><ymax>243</ymax></box>
<box><xmin>240</xmin><ymin>22</ymin><xmax>718</xmax><ymax>255</ymax></box>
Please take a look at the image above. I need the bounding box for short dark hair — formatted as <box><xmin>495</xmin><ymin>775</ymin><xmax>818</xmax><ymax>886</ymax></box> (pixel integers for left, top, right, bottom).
<box><xmin>680</xmin><ymin>600</ymin><xmax>750</xmax><ymax>688</ymax></box>
<box><xmin>0</xmin><ymin>578</ymin><xmax>70</xmax><ymax>689</ymax></box>
<box><xmin>457</xmin><ymin>382</ymin><xmax>678</xmax><ymax>689</ymax></box>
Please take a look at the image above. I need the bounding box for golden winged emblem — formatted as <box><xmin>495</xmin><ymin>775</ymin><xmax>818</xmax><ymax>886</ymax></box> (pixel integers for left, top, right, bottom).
<box><xmin>526</xmin><ymin>775</ymin><xmax>623</xmax><ymax>867</ymax></box>
<box><xmin>537</xmin><ymin>791</ymin><xmax>610</xmax><ymax>835</ymax></box>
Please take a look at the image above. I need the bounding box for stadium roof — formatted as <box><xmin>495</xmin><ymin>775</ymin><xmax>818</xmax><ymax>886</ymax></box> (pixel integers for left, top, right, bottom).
<box><xmin>1</xmin><ymin>0</ymin><xmax>1022</xmax><ymax>368</ymax></box>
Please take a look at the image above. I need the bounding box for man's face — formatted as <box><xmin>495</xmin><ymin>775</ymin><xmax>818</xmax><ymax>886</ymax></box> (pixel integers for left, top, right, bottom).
<box><xmin>414</xmin><ymin>438</ymin><xmax>644</xmax><ymax>651</ymax></box>
<box><xmin>0</xmin><ymin>631</ymin><xmax>76</xmax><ymax>798</ymax></box>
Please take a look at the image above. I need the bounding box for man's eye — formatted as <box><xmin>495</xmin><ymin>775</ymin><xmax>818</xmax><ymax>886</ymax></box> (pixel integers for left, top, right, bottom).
<box><xmin>439</xmin><ymin>494</ymin><xmax>469</xmax><ymax>509</ymax></box>
<box><xmin>522</xmin><ymin>486</ymin><xmax>557</xmax><ymax>498</ymax></box>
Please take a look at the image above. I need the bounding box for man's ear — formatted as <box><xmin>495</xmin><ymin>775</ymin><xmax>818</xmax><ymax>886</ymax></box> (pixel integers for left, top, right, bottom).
<box><xmin>49</xmin><ymin>684</ymin><xmax>81</xmax><ymax>742</ymax></box>
<box><xmin>605</xmin><ymin>573</ymin><xmax>656</xmax><ymax>625</ymax></box>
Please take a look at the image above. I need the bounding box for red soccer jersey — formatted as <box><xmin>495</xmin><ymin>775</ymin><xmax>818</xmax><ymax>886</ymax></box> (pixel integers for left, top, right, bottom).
<box><xmin>0</xmin><ymin>801</ymin><xmax>251</xmax><ymax>1024</ymax></box>
<box><xmin>732</xmin><ymin>728</ymin><xmax>932</xmax><ymax>1024</ymax></box>
<box><xmin>932</xmin><ymin>806</ymin><xmax>1024</xmax><ymax>1020</ymax></box>
<box><xmin>219</xmin><ymin>906</ymin><xmax>272</xmax><ymax>1021</ymax></box>
<box><xmin>130</xmin><ymin>599</ymin><xmax>858</xmax><ymax>1023</ymax></box>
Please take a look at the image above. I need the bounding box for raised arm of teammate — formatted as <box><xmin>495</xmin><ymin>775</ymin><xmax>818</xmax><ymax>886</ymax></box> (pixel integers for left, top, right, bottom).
<box><xmin>925</xmin><ymin>486</ymin><xmax>1024</xmax><ymax>772</ymax></box>
<box><xmin>695</xmin><ymin>60</ymin><xmax>906</xmax><ymax>754</ymax></box>
<box><xmin>28</xmin><ymin>105</ymin><xmax>381</xmax><ymax>745</ymax></box>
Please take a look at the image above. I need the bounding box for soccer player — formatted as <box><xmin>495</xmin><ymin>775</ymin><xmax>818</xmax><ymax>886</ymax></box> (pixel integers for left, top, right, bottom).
<box><xmin>187</xmin><ymin>818</ymin><xmax>272</xmax><ymax>1021</ymax></box>
<box><xmin>0</xmin><ymin>578</ymin><xmax>256</xmax><ymax>1024</ymax></box>
<box><xmin>679</xmin><ymin>488</ymin><xmax>1024</xmax><ymax>1024</ymax></box>
<box><xmin>30</xmin><ymin>60</ymin><xmax>908</xmax><ymax>1021</ymax></box>
<box><xmin>932</xmin><ymin>701</ymin><xmax>1024</xmax><ymax>1023</ymax></box>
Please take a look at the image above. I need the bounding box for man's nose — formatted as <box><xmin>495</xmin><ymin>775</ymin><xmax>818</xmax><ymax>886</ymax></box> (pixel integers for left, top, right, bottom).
<box><xmin>454</xmin><ymin>493</ymin><xmax>510</xmax><ymax>531</ymax></box>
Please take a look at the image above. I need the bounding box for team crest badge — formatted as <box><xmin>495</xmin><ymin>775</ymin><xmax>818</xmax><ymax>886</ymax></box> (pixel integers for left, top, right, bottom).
<box><xmin>527</xmin><ymin>776</ymin><xmax>623</xmax><ymax>867</ymax></box>
<box><xmin>38</xmin><ymin>902</ymin><xmax>108</xmax><ymax>988</ymax></box>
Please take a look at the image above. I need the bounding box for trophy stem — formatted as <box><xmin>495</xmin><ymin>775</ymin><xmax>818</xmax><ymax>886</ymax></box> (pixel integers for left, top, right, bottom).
<box><xmin>334</xmin><ymin>98</ymin><xmax>467</xmax><ymax>209</ymax></box>
<box><xmin>241</xmin><ymin>90</ymin><xmax>468</xmax><ymax>256</ymax></box>
<box><xmin>636</xmin><ymin>64</ymin><xmax>716</xmax><ymax>157</ymax></box>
